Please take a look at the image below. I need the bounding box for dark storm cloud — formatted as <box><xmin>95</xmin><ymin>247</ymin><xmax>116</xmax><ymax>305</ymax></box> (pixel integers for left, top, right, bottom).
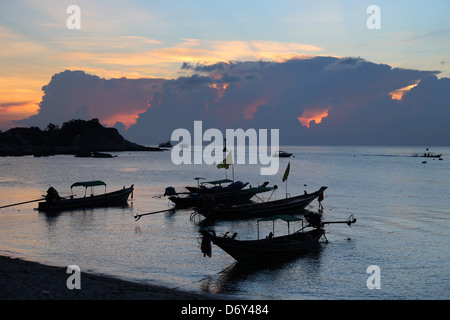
<box><xmin>15</xmin><ymin>70</ymin><xmax>165</xmax><ymax>128</ymax></box>
<box><xmin>15</xmin><ymin>57</ymin><xmax>449</xmax><ymax>146</ymax></box>
<box><xmin>140</xmin><ymin>57</ymin><xmax>445</xmax><ymax>145</ymax></box>
<box><xmin>163</xmin><ymin>74</ymin><xmax>213</xmax><ymax>92</ymax></box>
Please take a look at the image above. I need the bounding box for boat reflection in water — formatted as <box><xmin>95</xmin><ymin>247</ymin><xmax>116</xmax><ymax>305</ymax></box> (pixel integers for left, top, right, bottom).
<box><xmin>198</xmin><ymin>246</ymin><xmax>324</xmax><ymax>296</ymax></box>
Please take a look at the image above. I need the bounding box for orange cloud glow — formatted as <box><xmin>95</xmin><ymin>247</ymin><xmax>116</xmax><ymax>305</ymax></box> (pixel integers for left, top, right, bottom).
<box><xmin>0</xmin><ymin>101</ymin><xmax>39</xmax><ymax>130</ymax></box>
<box><xmin>212</xmin><ymin>97</ymin><xmax>270</xmax><ymax>127</ymax></box>
<box><xmin>208</xmin><ymin>82</ymin><xmax>229</xmax><ymax>100</ymax></box>
<box><xmin>297</xmin><ymin>106</ymin><xmax>331</xmax><ymax>128</ymax></box>
<box><xmin>102</xmin><ymin>109</ymin><xmax>147</xmax><ymax>129</ymax></box>
<box><xmin>389</xmin><ymin>81</ymin><xmax>420</xmax><ymax>100</ymax></box>
<box><xmin>243</xmin><ymin>98</ymin><xmax>270</xmax><ymax>120</ymax></box>
<box><xmin>57</xmin><ymin>39</ymin><xmax>322</xmax><ymax>73</ymax></box>
<box><xmin>0</xmin><ymin>74</ymin><xmax>42</xmax><ymax>130</ymax></box>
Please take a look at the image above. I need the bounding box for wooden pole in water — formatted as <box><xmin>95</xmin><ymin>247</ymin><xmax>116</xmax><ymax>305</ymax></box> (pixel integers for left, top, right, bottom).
<box><xmin>134</xmin><ymin>208</ymin><xmax>176</xmax><ymax>220</ymax></box>
<box><xmin>0</xmin><ymin>198</ymin><xmax>44</xmax><ymax>209</ymax></box>
<box><xmin>257</xmin><ymin>220</ymin><xmax>260</xmax><ymax>240</ymax></box>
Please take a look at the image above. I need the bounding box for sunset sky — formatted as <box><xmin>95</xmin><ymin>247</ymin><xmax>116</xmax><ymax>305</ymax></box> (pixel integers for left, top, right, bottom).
<box><xmin>1</xmin><ymin>0</ymin><xmax>449</xmax><ymax>145</ymax></box>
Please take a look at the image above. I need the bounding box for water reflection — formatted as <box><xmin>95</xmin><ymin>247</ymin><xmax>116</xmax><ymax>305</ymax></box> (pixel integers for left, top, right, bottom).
<box><xmin>1</xmin><ymin>147</ymin><xmax>448</xmax><ymax>299</ymax></box>
<box><xmin>199</xmin><ymin>246</ymin><xmax>324</xmax><ymax>296</ymax></box>
<box><xmin>0</xmin><ymin>186</ymin><xmax>43</xmax><ymax>208</ymax></box>
<box><xmin>38</xmin><ymin>203</ymin><xmax>132</xmax><ymax>220</ymax></box>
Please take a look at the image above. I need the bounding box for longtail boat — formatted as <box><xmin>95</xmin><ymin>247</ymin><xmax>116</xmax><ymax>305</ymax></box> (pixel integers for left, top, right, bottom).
<box><xmin>196</xmin><ymin>186</ymin><xmax>327</xmax><ymax>220</ymax></box>
<box><xmin>200</xmin><ymin>213</ymin><xmax>356</xmax><ymax>263</ymax></box>
<box><xmin>185</xmin><ymin>178</ymin><xmax>247</xmax><ymax>194</ymax></box>
<box><xmin>37</xmin><ymin>180</ymin><xmax>134</xmax><ymax>212</ymax></box>
<box><xmin>166</xmin><ymin>183</ymin><xmax>277</xmax><ymax>208</ymax></box>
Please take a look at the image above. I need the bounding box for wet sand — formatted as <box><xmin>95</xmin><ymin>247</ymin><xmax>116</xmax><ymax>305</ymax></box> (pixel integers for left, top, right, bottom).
<box><xmin>0</xmin><ymin>255</ymin><xmax>218</xmax><ymax>300</ymax></box>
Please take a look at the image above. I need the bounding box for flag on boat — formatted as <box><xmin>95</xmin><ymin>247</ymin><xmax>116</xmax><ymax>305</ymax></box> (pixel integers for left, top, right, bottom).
<box><xmin>217</xmin><ymin>151</ymin><xmax>233</xmax><ymax>169</ymax></box>
<box><xmin>282</xmin><ymin>161</ymin><xmax>290</xmax><ymax>182</ymax></box>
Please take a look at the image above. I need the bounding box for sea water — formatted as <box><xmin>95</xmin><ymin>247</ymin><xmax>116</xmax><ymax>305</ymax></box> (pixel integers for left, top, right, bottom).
<box><xmin>0</xmin><ymin>146</ymin><xmax>448</xmax><ymax>300</ymax></box>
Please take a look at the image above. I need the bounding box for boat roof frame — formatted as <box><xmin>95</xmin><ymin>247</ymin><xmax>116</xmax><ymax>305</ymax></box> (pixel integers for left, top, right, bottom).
<box><xmin>201</xmin><ymin>179</ymin><xmax>234</xmax><ymax>185</ymax></box>
<box><xmin>70</xmin><ymin>180</ymin><xmax>107</xmax><ymax>196</ymax></box>
<box><xmin>70</xmin><ymin>180</ymin><xmax>107</xmax><ymax>189</ymax></box>
<box><xmin>257</xmin><ymin>214</ymin><xmax>304</xmax><ymax>239</ymax></box>
<box><xmin>258</xmin><ymin>214</ymin><xmax>303</xmax><ymax>222</ymax></box>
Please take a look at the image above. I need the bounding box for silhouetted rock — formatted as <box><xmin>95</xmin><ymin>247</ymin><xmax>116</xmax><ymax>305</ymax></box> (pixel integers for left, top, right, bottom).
<box><xmin>0</xmin><ymin>118</ymin><xmax>164</xmax><ymax>156</ymax></box>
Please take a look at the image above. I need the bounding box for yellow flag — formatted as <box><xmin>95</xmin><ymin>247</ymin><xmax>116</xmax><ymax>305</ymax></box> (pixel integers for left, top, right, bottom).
<box><xmin>217</xmin><ymin>151</ymin><xmax>233</xmax><ymax>169</ymax></box>
<box><xmin>282</xmin><ymin>161</ymin><xmax>290</xmax><ymax>182</ymax></box>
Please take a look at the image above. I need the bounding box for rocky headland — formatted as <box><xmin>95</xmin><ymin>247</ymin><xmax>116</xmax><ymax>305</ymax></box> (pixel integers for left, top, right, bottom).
<box><xmin>0</xmin><ymin>118</ymin><xmax>164</xmax><ymax>156</ymax></box>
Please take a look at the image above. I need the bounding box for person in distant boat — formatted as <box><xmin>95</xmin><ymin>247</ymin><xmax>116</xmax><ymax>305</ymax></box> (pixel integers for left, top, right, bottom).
<box><xmin>45</xmin><ymin>186</ymin><xmax>61</xmax><ymax>203</ymax></box>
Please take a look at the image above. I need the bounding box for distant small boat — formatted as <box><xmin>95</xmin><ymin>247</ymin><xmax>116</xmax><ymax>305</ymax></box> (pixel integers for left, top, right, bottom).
<box><xmin>75</xmin><ymin>151</ymin><xmax>93</xmax><ymax>158</ymax></box>
<box><xmin>274</xmin><ymin>151</ymin><xmax>293</xmax><ymax>158</ymax></box>
<box><xmin>421</xmin><ymin>148</ymin><xmax>442</xmax><ymax>158</ymax></box>
<box><xmin>37</xmin><ymin>180</ymin><xmax>133</xmax><ymax>212</ymax></box>
<box><xmin>159</xmin><ymin>140</ymin><xmax>172</xmax><ymax>148</ymax></box>
<box><xmin>74</xmin><ymin>151</ymin><xmax>114</xmax><ymax>158</ymax></box>
<box><xmin>422</xmin><ymin>153</ymin><xmax>442</xmax><ymax>158</ymax></box>
<box><xmin>92</xmin><ymin>151</ymin><xmax>114</xmax><ymax>158</ymax></box>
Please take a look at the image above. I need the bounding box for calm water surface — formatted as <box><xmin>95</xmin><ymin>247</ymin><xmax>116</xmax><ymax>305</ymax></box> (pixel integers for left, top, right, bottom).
<box><xmin>0</xmin><ymin>146</ymin><xmax>449</xmax><ymax>299</ymax></box>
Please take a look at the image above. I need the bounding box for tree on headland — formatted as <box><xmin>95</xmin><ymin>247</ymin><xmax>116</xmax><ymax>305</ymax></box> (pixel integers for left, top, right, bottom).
<box><xmin>0</xmin><ymin>118</ymin><xmax>148</xmax><ymax>156</ymax></box>
<box><xmin>46</xmin><ymin>123</ymin><xmax>59</xmax><ymax>132</ymax></box>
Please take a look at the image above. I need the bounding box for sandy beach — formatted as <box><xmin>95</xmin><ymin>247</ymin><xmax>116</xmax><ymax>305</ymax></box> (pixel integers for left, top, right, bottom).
<box><xmin>0</xmin><ymin>255</ymin><xmax>218</xmax><ymax>300</ymax></box>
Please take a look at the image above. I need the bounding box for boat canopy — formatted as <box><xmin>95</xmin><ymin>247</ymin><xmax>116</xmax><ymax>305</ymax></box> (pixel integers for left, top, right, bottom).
<box><xmin>258</xmin><ymin>215</ymin><xmax>302</xmax><ymax>222</ymax></box>
<box><xmin>249</xmin><ymin>185</ymin><xmax>278</xmax><ymax>194</ymax></box>
<box><xmin>71</xmin><ymin>180</ymin><xmax>106</xmax><ymax>189</ymax></box>
<box><xmin>202</xmin><ymin>179</ymin><xmax>233</xmax><ymax>185</ymax></box>
<box><xmin>257</xmin><ymin>214</ymin><xmax>303</xmax><ymax>239</ymax></box>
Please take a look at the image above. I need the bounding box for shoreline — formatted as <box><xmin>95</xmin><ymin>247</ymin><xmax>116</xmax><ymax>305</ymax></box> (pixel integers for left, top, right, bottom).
<box><xmin>0</xmin><ymin>255</ymin><xmax>220</xmax><ymax>300</ymax></box>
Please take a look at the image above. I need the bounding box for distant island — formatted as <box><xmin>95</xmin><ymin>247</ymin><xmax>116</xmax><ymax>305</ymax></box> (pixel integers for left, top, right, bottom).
<box><xmin>0</xmin><ymin>118</ymin><xmax>165</xmax><ymax>156</ymax></box>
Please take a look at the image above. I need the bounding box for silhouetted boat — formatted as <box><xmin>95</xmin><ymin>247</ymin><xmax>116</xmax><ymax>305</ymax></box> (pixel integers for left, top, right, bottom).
<box><xmin>421</xmin><ymin>148</ymin><xmax>442</xmax><ymax>158</ymax></box>
<box><xmin>422</xmin><ymin>153</ymin><xmax>442</xmax><ymax>158</ymax></box>
<box><xmin>92</xmin><ymin>151</ymin><xmax>114</xmax><ymax>158</ymax></box>
<box><xmin>185</xmin><ymin>178</ymin><xmax>247</xmax><ymax>194</ymax></box>
<box><xmin>74</xmin><ymin>151</ymin><xmax>114</xmax><ymax>158</ymax></box>
<box><xmin>158</xmin><ymin>140</ymin><xmax>172</xmax><ymax>148</ymax></box>
<box><xmin>37</xmin><ymin>180</ymin><xmax>133</xmax><ymax>212</ymax></box>
<box><xmin>167</xmin><ymin>183</ymin><xmax>277</xmax><ymax>208</ymax></box>
<box><xmin>200</xmin><ymin>213</ymin><xmax>356</xmax><ymax>263</ymax></box>
<box><xmin>74</xmin><ymin>151</ymin><xmax>93</xmax><ymax>158</ymax></box>
<box><xmin>274</xmin><ymin>151</ymin><xmax>293</xmax><ymax>158</ymax></box>
<box><xmin>196</xmin><ymin>186</ymin><xmax>327</xmax><ymax>220</ymax></box>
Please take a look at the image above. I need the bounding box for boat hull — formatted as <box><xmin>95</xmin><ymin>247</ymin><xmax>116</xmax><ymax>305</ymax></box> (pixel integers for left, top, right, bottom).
<box><xmin>422</xmin><ymin>154</ymin><xmax>442</xmax><ymax>158</ymax></box>
<box><xmin>201</xmin><ymin>228</ymin><xmax>324</xmax><ymax>263</ymax></box>
<box><xmin>199</xmin><ymin>187</ymin><xmax>327</xmax><ymax>220</ymax></box>
<box><xmin>169</xmin><ymin>190</ymin><xmax>256</xmax><ymax>208</ymax></box>
<box><xmin>37</xmin><ymin>185</ymin><xmax>133</xmax><ymax>212</ymax></box>
<box><xmin>169</xmin><ymin>185</ymin><xmax>276</xmax><ymax>208</ymax></box>
<box><xmin>185</xmin><ymin>183</ymin><xmax>246</xmax><ymax>194</ymax></box>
